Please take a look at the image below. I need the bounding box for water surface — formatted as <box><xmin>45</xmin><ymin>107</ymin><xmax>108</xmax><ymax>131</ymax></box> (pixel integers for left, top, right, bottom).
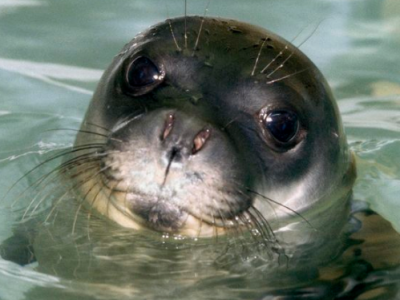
<box><xmin>0</xmin><ymin>0</ymin><xmax>399</xmax><ymax>299</ymax></box>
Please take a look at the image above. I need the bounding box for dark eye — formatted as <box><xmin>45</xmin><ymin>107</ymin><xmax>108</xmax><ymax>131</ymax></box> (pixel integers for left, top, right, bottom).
<box><xmin>124</xmin><ymin>56</ymin><xmax>165</xmax><ymax>95</ymax></box>
<box><xmin>262</xmin><ymin>110</ymin><xmax>299</xmax><ymax>143</ymax></box>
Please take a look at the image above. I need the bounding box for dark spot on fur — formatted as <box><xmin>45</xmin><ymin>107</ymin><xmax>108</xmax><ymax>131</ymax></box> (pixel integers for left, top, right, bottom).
<box><xmin>228</xmin><ymin>26</ymin><xmax>243</xmax><ymax>34</ymax></box>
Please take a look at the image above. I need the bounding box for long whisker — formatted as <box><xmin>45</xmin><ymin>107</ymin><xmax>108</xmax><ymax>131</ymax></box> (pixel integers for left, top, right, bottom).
<box><xmin>221</xmin><ymin>114</ymin><xmax>244</xmax><ymax>131</ymax></box>
<box><xmin>25</xmin><ymin>162</ymin><xmax>100</xmax><ymax>221</ymax></box>
<box><xmin>184</xmin><ymin>0</ymin><xmax>188</xmax><ymax>49</ymax></box>
<box><xmin>43</xmin><ymin>191</ymin><xmax>69</xmax><ymax>224</ymax></box>
<box><xmin>265</xmin><ymin>51</ymin><xmax>294</xmax><ymax>78</ymax></box>
<box><xmin>228</xmin><ymin>190</ymin><xmax>272</xmax><ymax>243</ymax></box>
<box><xmin>260</xmin><ymin>45</ymin><xmax>288</xmax><ymax>74</ymax></box>
<box><xmin>210</xmin><ymin>198</ymin><xmax>227</xmax><ymax>230</ymax></box>
<box><xmin>266</xmin><ymin>68</ymin><xmax>310</xmax><ymax>85</ymax></box>
<box><xmin>247</xmin><ymin>189</ymin><xmax>314</xmax><ymax>229</ymax></box>
<box><xmin>195</xmin><ymin>211</ymin><xmax>204</xmax><ymax>240</ymax></box>
<box><xmin>210</xmin><ymin>197</ymin><xmax>246</xmax><ymax>251</ymax></box>
<box><xmin>11</xmin><ymin>150</ymin><xmax>104</xmax><ymax>208</ymax></box>
<box><xmin>192</xmin><ymin>0</ymin><xmax>212</xmax><ymax>56</ymax></box>
<box><xmin>166</xmin><ymin>3</ymin><xmax>182</xmax><ymax>52</ymax></box>
<box><xmin>212</xmin><ymin>214</ymin><xmax>219</xmax><ymax>244</ymax></box>
<box><xmin>195</xmin><ymin>186</ymin><xmax>208</xmax><ymax>240</ymax></box>
<box><xmin>82</xmin><ymin>179</ymin><xmax>104</xmax><ymax>240</ymax></box>
<box><xmin>251</xmin><ymin>38</ymin><xmax>267</xmax><ymax>76</ymax></box>
<box><xmin>71</xmin><ymin>170</ymin><xmax>104</xmax><ymax>235</ymax></box>
<box><xmin>84</xmin><ymin>122</ymin><xmax>111</xmax><ymax>133</ymax></box>
<box><xmin>248</xmin><ymin>206</ymin><xmax>276</xmax><ymax>242</ymax></box>
<box><xmin>44</xmin><ymin>164</ymin><xmax>110</xmax><ymax>224</ymax></box>
<box><xmin>260</xmin><ymin>21</ymin><xmax>311</xmax><ymax>75</ymax></box>
<box><xmin>45</xmin><ymin>128</ymin><xmax>122</xmax><ymax>143</ymax></box>
<box><xmin>168</xmin><ymin>19</ymin><xmax>183</xmax><ymax>52</ymax></box>
<box><xmin>73</xmin><ymin>241</ymin><xmax>82</xmax><ymax>278</ymax></box>
<box><xmin>85</xmin><ymin>170</ymin><xmax>113</xmax><ymax>237</ymax></box>
<box><xmin>106</xmin><ymin>180</ymin><xmax>123</xmax><ymax>220</ymax></box>
<box><xmin>265</xmin><ymin>20</ymin><xmax>322</xmax><ymax>78</ymax></box>
<box><xmin>2</xmin><ymin>144</ymin><xmax>105</xmax><ymax>204</ymax></box>
<box><xmin>237</xmin><ymin>213</ymin><xmax>264</xmax><ymax>246</ymax></box>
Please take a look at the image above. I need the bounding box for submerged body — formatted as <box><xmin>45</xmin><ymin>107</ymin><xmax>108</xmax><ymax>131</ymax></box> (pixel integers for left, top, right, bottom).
<box><xmin>1</xmin><ymin>16</ymin><xmax>400</xmax><ymax>299</ymax></box>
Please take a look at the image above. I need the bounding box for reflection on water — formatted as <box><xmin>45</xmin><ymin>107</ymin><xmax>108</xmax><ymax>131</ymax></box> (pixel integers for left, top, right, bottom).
<box><xmin>0</xmin><ymin>0</ymin><xmax>399</xmax><ymax>299</ymax></box>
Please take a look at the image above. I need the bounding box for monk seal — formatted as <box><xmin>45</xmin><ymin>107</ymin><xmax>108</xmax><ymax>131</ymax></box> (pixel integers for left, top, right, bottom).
<box><xmin>67</xmin><ymin>15</ymin><xmax>356</xmax><ymax>264</ymax></box>
<box><xmin>2</xmin><ymin>14</ymin><xmax>400</xmax><ymax>300</ymax></box>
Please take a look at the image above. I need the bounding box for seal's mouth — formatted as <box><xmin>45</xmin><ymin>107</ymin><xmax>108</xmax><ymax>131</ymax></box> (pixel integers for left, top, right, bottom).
<box><xmin>70</xmin><ymin>172</ymin><xmax>254</xmax><ymax>238</ymax></box>
<box><xmin>97</xmin><ymin>165</ymin><xmax>253</xmax><ymax>235</ymax></box>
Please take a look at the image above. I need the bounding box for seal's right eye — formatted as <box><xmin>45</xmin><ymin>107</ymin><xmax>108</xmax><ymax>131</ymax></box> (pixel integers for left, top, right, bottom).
<box><xmin>124</xmin><ymin>56</ymin><xmax>165</xmax><ymax>96</ymax></box>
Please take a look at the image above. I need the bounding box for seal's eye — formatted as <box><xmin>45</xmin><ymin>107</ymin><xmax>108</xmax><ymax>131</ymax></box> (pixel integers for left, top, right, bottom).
<box><xmin>260</xmin><ymin>109</ymin><xmax>300</xmax><ymax>144</ymax></box>
<box><xmin>265</xmin><ymin>110</ymin><xmax>299</xmax><ymax>143</ymax></box>
<box><xmin>127</xmin><ymin>57</ymin><xmax>159</xmax><ymax>87</ymax></box>
<box><xmin>124</xmin><ymin>56</ymin><xmax>165</xmax><ymax>96</ymax></box>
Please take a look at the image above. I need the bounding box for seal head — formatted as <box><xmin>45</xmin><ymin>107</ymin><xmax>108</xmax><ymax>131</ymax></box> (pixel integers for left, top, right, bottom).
<box><xmin>74</xmin><ymin>17</ymin><xmax>355</xmax><ymax>245</ymax></box>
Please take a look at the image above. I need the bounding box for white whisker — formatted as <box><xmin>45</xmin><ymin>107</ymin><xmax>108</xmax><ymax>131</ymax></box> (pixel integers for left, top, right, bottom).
<box><xmin>251</xmin><ymin>38</ymin><xmax>267</xmax><ymax>76</ymax></box>
<box><xmin>192</xmin><ymin>0</ymin><xmax>212</xmax><ymax>56</ymax></box>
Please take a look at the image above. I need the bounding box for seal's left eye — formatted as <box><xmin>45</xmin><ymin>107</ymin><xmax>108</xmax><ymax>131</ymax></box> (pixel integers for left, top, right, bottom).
<box><xmin>124</xmin><ymin>56</ymin><xmax>165</xmax><ymax>96</ymax></box>
<box><xmin>265</xmin><ymin>110</ymin><xmax>299</xmax><ymax>143</ymax></box>
<box><xmin>260</xmin><ymin>109</ymin><xmax>300</xmax><ymax>146</ymax></box>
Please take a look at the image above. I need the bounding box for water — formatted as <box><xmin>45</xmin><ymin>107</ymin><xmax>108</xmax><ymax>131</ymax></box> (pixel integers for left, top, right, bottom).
<box><xmin>0</xmin><ymin>0</ymin><xmax>399</xmax><ymax>299</ymax></box>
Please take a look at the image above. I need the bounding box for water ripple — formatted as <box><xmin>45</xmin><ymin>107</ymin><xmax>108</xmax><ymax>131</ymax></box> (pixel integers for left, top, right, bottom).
<box><xmin>0</xmin><ymin>57</ymin><xmax>102</xmax><ymax>95</ymax></box>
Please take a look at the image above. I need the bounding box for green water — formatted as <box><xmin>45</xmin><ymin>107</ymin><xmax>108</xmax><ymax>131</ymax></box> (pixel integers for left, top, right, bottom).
<box><xmin>0</xmin><ymin>0</ymin><xmax>399</xmax><ymax>299</ymax></box>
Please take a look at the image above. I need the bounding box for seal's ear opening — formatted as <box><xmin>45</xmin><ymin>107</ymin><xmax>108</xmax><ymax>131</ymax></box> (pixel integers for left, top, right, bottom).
<box><xmin>123</xmin><ymin>56</ymin><xmax>166</xmax><ymax>97</ymax></box>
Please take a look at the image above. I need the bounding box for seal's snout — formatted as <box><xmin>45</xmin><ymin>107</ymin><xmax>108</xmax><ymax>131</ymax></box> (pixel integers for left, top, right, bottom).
<box><xmin>160</xmin><ymin>112</ymin><xmax>211</xmax><ymax>163</ymax></box>
<box><xmin>95</xmin><ymin>108</ymin><xmax>254</xmax><ymax>233</ymax></box>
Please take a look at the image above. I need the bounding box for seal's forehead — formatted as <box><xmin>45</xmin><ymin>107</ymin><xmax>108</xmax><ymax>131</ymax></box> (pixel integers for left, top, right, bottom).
<box><xmin>122</xmin><ymin>16</ymin><xmax>315</xmax><ymax>78</ymax></box>
<box><xmin>125</xmin><ymin>16</ymin><xmax>266</xmax><ymax>55</ymax></box>
<box><xmin>113</xmin><ymin>16</ymin><xmax>328</xmax><ymax>108</ymax></box>
<box><xmin>153</xmin><ymin>16</ymin><xmax>269</xmax><ymax>43</ymax></box>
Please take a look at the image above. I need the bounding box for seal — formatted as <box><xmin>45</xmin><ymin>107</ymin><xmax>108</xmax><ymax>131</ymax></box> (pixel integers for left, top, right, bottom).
<box><xmin>2</xmin><ymin>15</ymin><xmax>400</xmax><ymax>300</ymax></box>
<box><xmin>70</xmin><ymin>15</ymin><xmax>356</xmax><ymax>263</ymax></box>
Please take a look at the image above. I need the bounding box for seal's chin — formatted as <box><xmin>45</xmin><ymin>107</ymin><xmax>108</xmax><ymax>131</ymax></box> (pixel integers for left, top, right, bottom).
<box><xmin>113</xmin><ymin>189</ymin><xmax>252</xmax><ymax>237</ymax></box>
<box><xmin>74</xmin><ymin>169</ymin><xmax>249</xmax><ymax>237</ymax></box>
<box><xmin>124</xmin><ymin>197</ymin><xmax>233</xmax><ymax>237</ymax></box>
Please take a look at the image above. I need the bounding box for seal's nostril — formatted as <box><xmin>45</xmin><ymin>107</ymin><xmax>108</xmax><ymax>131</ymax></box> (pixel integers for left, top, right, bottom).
<box><xmin>171</xmin><ymin>146</ymin><xmax>180</xmax><ymax>158</ymax></box>
<box><xmin>192</xmin><ymin>129</ymin><xmax>211</xmax><ymax>154</ymax></box>
<box><xmin>161</xmin><ymin>113</ymin><xmax>175</xmax><ymax>140</ymax></box>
